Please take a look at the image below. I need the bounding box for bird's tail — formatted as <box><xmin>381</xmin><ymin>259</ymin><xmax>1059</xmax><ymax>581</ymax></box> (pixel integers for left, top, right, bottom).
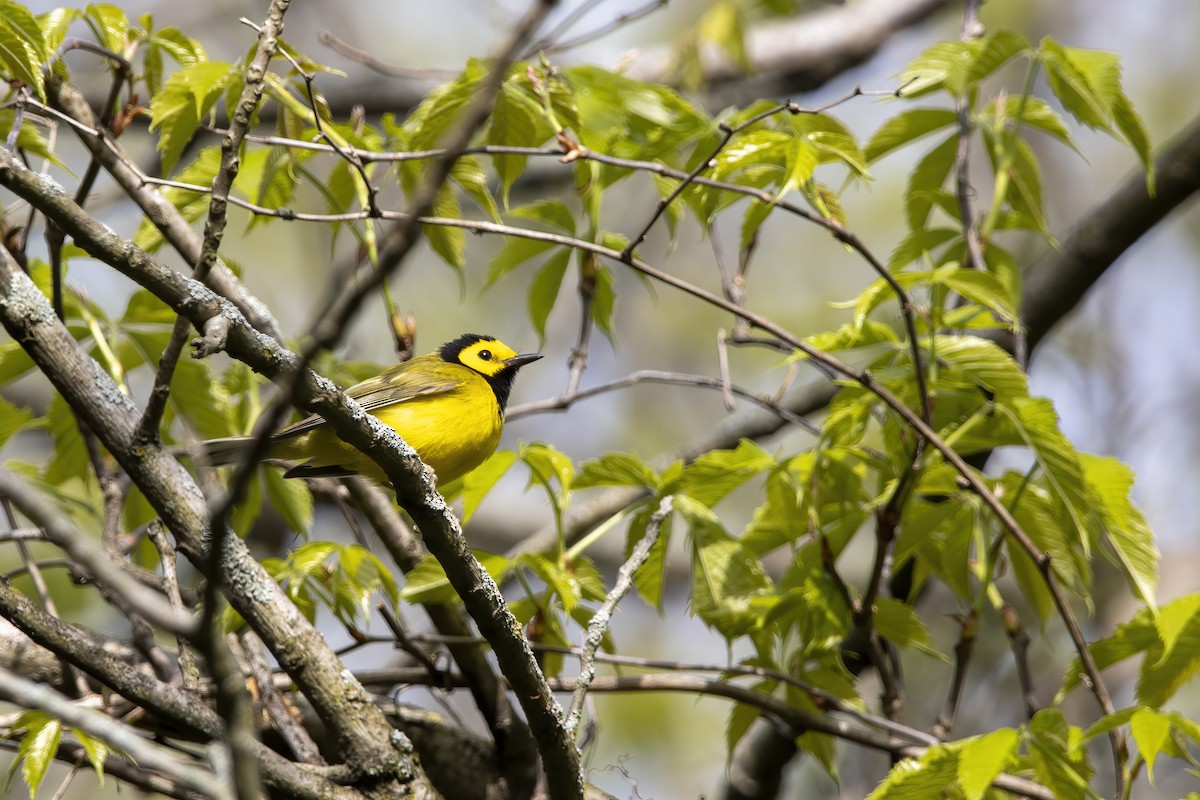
<box><xmin>188</xmin><ymin>437</ymin><xmax>258</xmax><ymax>468</ymax></box>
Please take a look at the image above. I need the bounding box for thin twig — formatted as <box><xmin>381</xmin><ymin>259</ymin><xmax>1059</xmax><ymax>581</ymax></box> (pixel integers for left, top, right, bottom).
<box><xmin>565</xmin><ymin>495</ymin><xmax>671</xmax><ymax>733</ymax></box>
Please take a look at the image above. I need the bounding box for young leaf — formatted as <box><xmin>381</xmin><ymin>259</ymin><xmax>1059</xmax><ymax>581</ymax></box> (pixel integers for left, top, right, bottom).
<box><xmin>148</xmin><ymin>61</ymin><xmax>236</xmax><ymax>174</ymax></box>
<box><xmin>0</xmin><ymin>395</ymin><xmax>33</xmax><ymax>449</ymax></box>
<box><xmin>425</xmin><ymin>183</ymin><xmax>466</xmax><ymax>269</ymax></box>
<box><xmin>400</xmin><ymin>551</ymin><xmax>510</xmax><ymax>604</ymax></box>
<box><xmin>679</xmin><ymin>495</ymin><xmax>772</xmax><ymax>639</ymax></box>
<box><xmin>263</xmin><ymin>466</ymin><xmax>313</xmax><ymax>535</ymax></box>
<box><xmin>956</xmin><ymin>729</ymin><xmax>1019</xmax><ymax>800</ymax></box>
<box><xmin>574</xmin><ymin>452</ymin><xmax>661</xmax><ymax>491</ymax></box>
<box><xmin>528</xmin><ymin>249</ymin><xmax>570</xmax><ymax>342</ymax></box>
<box><xmin>460</xmin><ymin>449</ymin><xmax>517</xmax><ymax>524</ymax></box>
<box><xmin>1129</xmin><ymin>707</ymin><xmax>1171</xmax><ymax>784</ymax></box>
<box><xmin>11</xmin><ymin>711</ymin><xmax>61</xmax><ymax>800</ymax></box>
<box><xmin>865</xmin><ymin>108</ymin><xmax>957</xmax><ymax>162</ymax></box>
<box><xmin>0</xmin><ymin>0</ymin><xmax>49</xmax><ymax>99</ymax></box>
<box><xmin>1079</xmin><ymin>454</ymin><xmax>1158</xmax><ymax>608</ymax></box>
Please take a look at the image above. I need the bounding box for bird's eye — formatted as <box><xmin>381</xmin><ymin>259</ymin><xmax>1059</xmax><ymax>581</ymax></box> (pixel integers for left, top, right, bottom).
<box><xmin>478</xmin><ymin>349</ymin><xmax>492</xmax><ymax>361</ymax></box>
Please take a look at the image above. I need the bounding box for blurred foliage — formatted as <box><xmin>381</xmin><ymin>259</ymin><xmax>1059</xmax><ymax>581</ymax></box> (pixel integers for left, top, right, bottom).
<box><xmin>0</xmin><ymin>2</ymin><xmax>1194</xmax><ymax>798</ymax></box>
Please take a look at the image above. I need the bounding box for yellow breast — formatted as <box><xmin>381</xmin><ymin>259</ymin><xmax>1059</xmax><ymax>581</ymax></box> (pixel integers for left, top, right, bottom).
<box><xmin>277</xmin><ymin>376</ymin><xmax>504</xmax><ymax>485</ymax></box>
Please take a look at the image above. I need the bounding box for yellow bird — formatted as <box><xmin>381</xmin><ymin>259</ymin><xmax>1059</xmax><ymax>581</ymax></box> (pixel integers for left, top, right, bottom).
<box><xmin>194</xmin><ymin>333</ymin><xmax>542</xmax><ymax>485</ymax></box>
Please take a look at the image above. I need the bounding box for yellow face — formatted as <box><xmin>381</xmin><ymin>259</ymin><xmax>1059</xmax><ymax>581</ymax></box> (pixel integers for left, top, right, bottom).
<box><xmin>453</xmin><ymin>338</ymin><xmax>520</xmax><ymax>378</ymax></box>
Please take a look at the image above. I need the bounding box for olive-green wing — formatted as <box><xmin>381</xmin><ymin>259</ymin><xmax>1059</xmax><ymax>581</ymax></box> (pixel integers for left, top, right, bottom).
<box><xmin>272</xmin><ymin>361</ymin><xmax>457</xmax><ymax>441</ymax></box>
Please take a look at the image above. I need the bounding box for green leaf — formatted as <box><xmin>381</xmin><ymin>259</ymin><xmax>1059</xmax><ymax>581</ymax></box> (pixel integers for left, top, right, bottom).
<box><xmin>0</xmin><ymin>339</ymin><xmax>36</xmax><ymax>385</ymax></box>
<box><xmin>1026</xmin><ymin>709</ymin><xmax>1096</xmax><ymax>799</ymax></box>
<box><xmin>487</xmin><ymin>236</ymin><xmax>558</xmax><ymax>285</ymax></box>
<box><xmin>1078</xmin><ymin>454</ymin><xmax>1157</xmax><ymax>608</ymax></box>
<box><xmin>0</xmin><ymin>0</ymin><xmax>49</xmax><ymax>99</ymax></box>
<box><xmin>670</xmin><ymin>439</ymin><xmax>774</xmax><ymax>507</ymax></box>
<box><xmin>887</xmin><ymin>227</ymin><xmax>958</xmax><ymax>271</ymax></box>
<box><xmin>400</xmin><ymin>550</ymin><xmax>510</xmax><ymax>604</ymax></box>
<box><xmin>528</xmin><ymin>249</ymin><xmax>570</xmax><ymax>343</ymax></box>
<box><xmin>627</xmin><ymin>500</ymin><xmax>672</xmax><ymax>608</ymax></box>
<box><xmin>873</xmin><ymin>596</ymin><xmax>931</xmax><ymax>649</ymax></box>
<box><xmin>38</xmin><ymin>8</ymin><xmax>80</xmax><ymax>55</ymax></box>
<box><xmin>83</xmin><ymin>3</ymin><xmax>129</xmax><ymax>53</ymax></box>
<box><xmin>490</xmin><ymin>82</ymin><xmax>544</xmax><ymax>205</ymax></box>
<box><xmin>865</xmin><ymin>742</ymin><xmax>959</xmax><ymax>799</ymax></box>
<box><xmin>171</xmin><ymin>358</ymin><xmax>235</xmax><ymax>440</ymax></box>
<box><xmin>402</xmin><ymin>60</ymin><xmax>487</xmax><ymax>151</ymax></box>
<box><xmin>680</xmin><ymin>495</ymin><xmax>772</xmax><ymax>639</ymax></box>
<box><xmin>0</xmin><ymin>395</ymin><xmax>33</xmax><ymax>449</ymax></box>
<box><xmin>520</xmin><ymin>442</ymin><xmax>574</xmax><ymax>511</ymax></box>
<box><xmin>591</xmin><ymin>264</ymin><xmax>616</xmax><ymax>342</ymax></box>
<box><xmin>574</xmin><ymin>452</ymin><xmax>661</xmax><ymax>491</ymax></box>
<box><xmin>263</xmin><ymin>466</ymin><xmax>313</xmax><ymax>535</ymax></box>
<box><xmin>510</xmin><ymin>199</ymin><xmax>575</xmax><ymax>234</ymax></box>
<box><xmin>134</xmin><ymin>147</ymin><xmax>221</xmax><ymax>252</ymax></box>
<box><xmin>71</xmin><ymin>727</ymin><xmax>110</xmax><ymax>788</ymax></box>
<box><xmin>45</xmin><ymin>393</ymin><xmax>89</xmax><ymax>485</ymax></box>
<box><xmin>956</xmin><ymin>729</ymin><xmax>1019</xmax><ymax>800</ymax></box>
<box><xmin>1040</xmin><ymin>39</ymin><xmax>1112</xmax><ymax>130</ymax></box>
<box><xmin>997</xmin><ymin>398</ymin><xmax>1098</xmax><ymax>550</ymax></box>
<box><xmin>932</xmin><ymin>265</ymin><xmax>1019</xmax><ymax>325</ymax></box>
<box><xmin>460</xmin><ymin>450</ymin><xmax>517</xmax><ymax>524</ymax></box>
<box><xmin>905</xmin><ymin>135</ymin><xmax>957</xmax><ymax>229</ymax></box>
<box><xmin>425</xmin><ymin>183</ymin><xmax>466</xmax><ymax>269</ymax></box>
<box><xmin>452</xmin><ymin>156</ymin><xmax>501</xmax><ymax>223</ymax></box>
<box><xmin>1129</xmin><ymin>707</ymin><xmax>1171</xmax><ymax>784</ymax></box>
<box><xmin>148</xmin><ymin>60</ymin><xmax>236</xmax><ymax>174</ymax></box>
<box><xmin>932</xmin><ymin>334</ymin><xmax>1029</xmax><ymax>402</ymax></box>
<box><xmin>521</xmin><ymin>552</ymin><xmax>585</xmax><ymax>613</ymax></box>
<box><xmin>12</xmin><ymin>711</ymin><xmax>61</xmax><ymax>800</ymax></box>
<box><xmin>865</xmin><ymin>108</ymin><xmax>957</xmax><ymax>162</ymax></box>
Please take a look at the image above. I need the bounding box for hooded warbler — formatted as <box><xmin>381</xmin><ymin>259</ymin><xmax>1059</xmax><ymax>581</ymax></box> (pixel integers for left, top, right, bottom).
<box><xmin>194</xmin><ymin>333</ymin><xmax>542</xmax><ymax>485</ymax></box>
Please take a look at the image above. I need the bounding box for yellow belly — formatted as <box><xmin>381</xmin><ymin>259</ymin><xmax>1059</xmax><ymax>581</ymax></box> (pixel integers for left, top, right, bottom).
<box><xmin>273</xmin><ymin>387</ymin><xmax>503</xmax><ymax>485</ymax></box>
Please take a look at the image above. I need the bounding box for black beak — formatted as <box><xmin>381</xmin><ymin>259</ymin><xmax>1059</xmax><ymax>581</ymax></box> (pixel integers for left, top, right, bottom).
<box><xmin>504</xmin><ymin>352</ymin><xmax>543</xmax><ymax>370</ymax></box>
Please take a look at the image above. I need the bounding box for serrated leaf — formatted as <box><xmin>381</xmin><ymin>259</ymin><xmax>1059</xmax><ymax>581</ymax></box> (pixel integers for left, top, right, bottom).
<box><xmin>627</xmin><ymin>501</ymin><xmax>672</xmax><ymax>608</ymax></box>
<box><xmin>13</xmin><ymin>711</ymin><xmax>61</xmax><ymax>800</ymax></box>
<box><xmin>873</xmin><ymin>596</ymin><xmax>931</xmax><ymax>649</ymax></box>
<box><xmin>998</xmin><ymin>398</ymin><xmax>1097</xmax><ymax>550</ymax></box>
<box><xmin>574</xmin><ymin>452</ymin><xmax>661</xmax><ymax>491</ymax></box>
<box><xmin>399</xmin><ymin>550</ymin><xmax>510</xmax><ymax>604</ymax></box>
<box><xmin>905</xmin><ymin>135</ymin><xmax>957</xmax><ymax>229</ymax></box>
<box><xmin>487</xmin><ymin>236</ymin><xmax>558</xmax><ymax>285</ymax></box>
<box><xmin>1130</xmin><ymin>707</ymin><xmax>1170</xmax><ymax>784</ymax></box>
<box><xmin>591</xmin><ymin>264</ymin><xmax>616</xmax><ymax>342</ymax></box>
<box><xmin>0</xmin><ymin>0</ymin><xmax>49</xmax><ymax>99</ymax></box>
<box><xmin>888</xmin><ymin>227</ymin><xmax>958</xmax><ymax>271</ymax></box>
<box><xmin>425</xmin><ymin>183</ymin><xmax>466</xmax><ymax>269</ymax></box>
<box><xmin>680</xmin><ymin>495</ymin><xmax>772</xmax><ymax>639</ymax></box>
<box><xmin>1026</xmin><ymin>708</ymin><xmax>1097</xmax><ymax>799</ymax></box>
<box><xmin>670</xmin><ymin>439</ymin><xmax>774</xmax><ymax>507</ymax></box>
<box><xmin>1040</xmin><ymin>38</ymin><xmax>1111</xmax><ymax>130</ymax></box>
<box><xmin>148</xmin><ymin>61</ymin><xmax>235</xmax><ymax>174</ymax></box>
<box><xmin>0</xmin><ymin>395</ymin><xmax>33</xmax><ymax>449</ymax></box>
<box><xmin>263</xmin><ymin>466</ymin><xmax>313</xmax><ymax>534</ymax></box>
<box><xmin>171</xmin><ymin>357</ymin><xmax>235</xmax><ymax>440</ymax></box>
<box><xmin>520</xmin><ymin>442</ymin><xmax>574</xmax><ymax>511</ymax></box>
<box><xmin>70</xmin><ymin>727</ymin><xmax>110</xmax><ymax>788</ymax></box>
<box><xmin>866</xmin><ymin>108</ymin><xmax>958</xmax><ymax>162</ymax></box>
<box><xmin>1078</xmin><ymin>454</ymin><xmax>1157</xmax><ymax>608</ymax></box>
<box><xmin>865</xmin><ymin>743</ymin><xmax>959</xmax><ymax>799</ymax></box>
<box><xmin>528</xmin><ymin>249</ymin><xmax>570</xmax><ymax>342</ymax></box>
<box><xmin>510</xmin><ymin>198</ymin><xmax>575</xmax><ymax>234</ymax></box>
<box><xmin>134</xmin><ymin>147</ymin><xmax>220</xmax><ymax>252</ymax></box>
<box><xmin>932</xmin><ymin>265</ymin><xmax>1018</xmax><ymax>324</ymax></box>
<box><xmin>38</xmin><ymin>8</ymin><xmax>80</xmax><ymax>54</ymax></box>
<box><xmin>490</xmin><ymin>82</ymin><xmax>543</xmax><ymax>206</ymax></box>
<box><xmin>230</xmin><ymin>463</ymin><xmax>262</xmax><ymax>537</ymax></box>
<box><xmin>957</xmin><ymin>729</ymin><xmax>1019</xmax><ymax>800</ymax></box>
<box><xmin>45</xmin><ymin>393</ymin><xmax>89</xmax><ymax>485</ymax></box>
<box><xmin>452</xmin><ymin>155</ymin><xmax>501</xmax><ymax>222</ymax></box>
<box><xmin>83</xmin><ymin>3</ymin><xmax>128</xmax><ymax>54</ymax></box>
<box><xmin>460</xmin><ymin>449</ymin><xmax>516</xmax><ymax>524</ymax></box>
